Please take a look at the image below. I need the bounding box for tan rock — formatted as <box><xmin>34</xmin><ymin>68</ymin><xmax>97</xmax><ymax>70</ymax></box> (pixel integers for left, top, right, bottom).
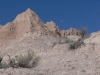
<box><xmin>0</xmin><ymin>8</ymin><xmax>81</xmax><ymax>45</ymax></box>
<box><xmin>0</xmin><ymin>25</ymin><xmax>2</xmax><ymax>30</ymax></box>
<box><xmin>0</xmin><ymin>8</ymin><xmax>48</xmax><ymax>44</ymax></box>
<box><xmin>45</xmin><ymin>21</ymin><xmax>60</xmax><ymax>37</ymax></box>
<box><xmin>60</xmin><ymin>28</ymin><xmax>81</xmax><ymax>37</ymax></box>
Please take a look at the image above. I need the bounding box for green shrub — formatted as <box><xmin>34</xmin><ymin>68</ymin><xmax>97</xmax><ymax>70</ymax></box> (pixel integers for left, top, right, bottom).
<box><xmin>16</xmin><ymin>50</ymin><xmax>39</xmax><ymax>68</ymax></box>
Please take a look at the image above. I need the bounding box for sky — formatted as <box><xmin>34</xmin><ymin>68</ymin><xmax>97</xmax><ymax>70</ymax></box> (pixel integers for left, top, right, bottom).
<box><xmin>0</xmin><ymin>0</ymin><xmax>100</xmax><ymax>34</ymax></box>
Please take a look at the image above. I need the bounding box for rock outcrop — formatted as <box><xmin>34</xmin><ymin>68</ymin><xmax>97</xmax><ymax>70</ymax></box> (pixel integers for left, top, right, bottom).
<box><xmin>45</xmin><ymin>21</ymin><xmax>61</xmax><ymax>37</ymax></box>
<box><xmin>60</xmin><ymin>28</ymin><xmax>81</xmax><ymax>37</ymax></box>
<box><xmin>0</xmin><ymin>8</ymin><xmax>49</xmax><ymax>44</ymax></box>
<box><xmin>84</xmin><ymin>31</ymin><xmax>100</xmax><ymax>43</ymax></box>
<box><xmin>0</xmin><ymin>8</ymin><xmax>81</xmax><ymax>45</ymax></box>
<box><xmin>1</xmin><ymin>8</ymin><xmax>100</xmax><ymax>75</ymax></box>
<box><xmin>0</xmin><ymin>25</ymin><xmax>2</xmax><ymax>29</ymax></box>
<box><xmin>45</xmin><ymin>21</ymin><xmax>81</xmax><ymax>37</ymax></box>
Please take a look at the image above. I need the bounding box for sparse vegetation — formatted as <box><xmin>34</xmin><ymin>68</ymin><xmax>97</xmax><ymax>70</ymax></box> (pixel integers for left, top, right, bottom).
<box><xmin>0</xmin><ymin>62</ymin><xmax>9</xmax><ymax>69</ymax></box>
<box><xmin>68</xmin><ymin>40</ymin><xmax>84</xmax><ymax>50</ymax></box>
<box><xmin>0</xmin><ymin>50</ymin><xmax>39</xmax><ymax>69</ymax></box>
<box><xmin>16</xmin><ymin>50</ymin><xmax>39</xmax><ymax>68</ymax></box>
<box><xmin>80</xmin><ymin>26</ymin><xmax>89</xmax><ymax>39</ymax></box>
<box><xmin>65</xmin><ymin>26</ymin><xmax>89</xmax><ymax>50</ymax></box>
<box><xmin>63</xmin><ymin>37</ymin><xmax>85</xmax><ymax>50</ymax></box>
<box><xmin>65</xmin><ymin>38</ymin><xmax>74</xmax><ymax>44</ymax></box>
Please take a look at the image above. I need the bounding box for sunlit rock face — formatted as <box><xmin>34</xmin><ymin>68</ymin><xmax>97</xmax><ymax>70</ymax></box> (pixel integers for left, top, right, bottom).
<box><xmin>0</xmin><ymin>8</ymin><xmax>81</xmax><ymax>45</ymax></box>
<box><xmin>60</xmin><ymin>27</ymin><xmax>81</xmax><ymax>37</ymax></box>
<box><xmin>0</xmin><ymin>8</ymin><xmax>100</xmax><ymax>75</ymax></box>
<box><xmin>0</xmin><ymin>8</ymin><xmax>48</xmax><ymax>44</ymax></box>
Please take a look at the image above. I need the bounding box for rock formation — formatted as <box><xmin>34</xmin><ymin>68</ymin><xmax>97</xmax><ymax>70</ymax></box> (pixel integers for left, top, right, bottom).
<box><xmin>84</xmin><ymin>31</ymin><xmax>100</xmax><ymax>43</ymax></box>
<box><xmin>0</xmin><ymin>8</ymin><xmax>100</xmax><ymax>75</ymax></box>
<box><xmin>45</xmin><ymin>21</ymin><xmax>61</xmax><ymax>37</ymax></box>
<box><xmin>45</xmin><ymin>21</ymin><xmax>81</xmax><ymax>37</ymax></box>
<box><xmin>0</xmin><ymin>25</ymin><xmax>2</xmax><ymax>29</ymax></box>
<box><xmin>0</xmin><ymin>8</ymin><xmax>81</xmax><ymax>45</ymax></box>
<box><xmin>60</xmin><ymin>27</ymin><xmax>81</xmax><ymax>37</ymax></box>
<box><xmin>0</xmin><ymin>8</ymin><xmax>49</xmax><ymax>44</ymax></box>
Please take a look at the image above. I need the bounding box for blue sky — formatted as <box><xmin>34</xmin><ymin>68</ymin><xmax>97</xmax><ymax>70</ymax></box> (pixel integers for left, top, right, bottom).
<box><xmin>0</xmin><ymin>0</ymin><xmax>100</xmax><ymax>33</ymax></box>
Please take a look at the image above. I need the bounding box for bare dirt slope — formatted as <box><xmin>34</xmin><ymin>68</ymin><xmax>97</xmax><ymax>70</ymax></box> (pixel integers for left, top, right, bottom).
<box><xmin>0</xmin><ymin>32</ymin><xmax>100</xmax><ymax>75</ymax></box>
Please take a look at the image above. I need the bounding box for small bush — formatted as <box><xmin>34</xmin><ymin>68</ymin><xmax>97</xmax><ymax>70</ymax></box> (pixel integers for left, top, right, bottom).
<box><xmin>80</xmin><ymin>26</ymin><xmax>89</xmax><ymax>39</ymax></box>
<box><xmin>0</xmin><ymin>56</ymin><xmax>9</xmax><ymax>69</ymax></box>
<box><xmin>0</xmin><ymin>62</ymin><xmax>9</xmax><ymax>69</ymax></box>
<box><xmin>69</xmin><ymin>40</ymin><xmax>84</xmax><ymax>50</ymax></box>
<box><xmin>65</xmin><ymin>38</ymin><xmax>74</xmax><ymax>44</ymax></box>
<box><xmin>16</xmin><ymin>50</ymin><xmax>39</xmax><ymax>68</ymax></box>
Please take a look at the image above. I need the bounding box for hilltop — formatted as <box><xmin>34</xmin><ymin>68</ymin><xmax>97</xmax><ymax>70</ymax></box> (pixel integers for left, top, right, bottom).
<box><xmin>0</xmin><ymin>8</ymin><xmax>81</xmax><ymax>45</ymax></box>
<box><xmin>0</xmin><ymin>8</ymin><xmax>100</xmax><ymax>75</ymax></box>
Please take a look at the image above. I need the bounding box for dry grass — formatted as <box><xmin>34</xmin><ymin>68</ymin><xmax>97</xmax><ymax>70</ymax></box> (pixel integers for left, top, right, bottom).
<box><xmin>16</xmin><ymin>50</ymin><xmax>39</xmax><ymax>68</ymax></box>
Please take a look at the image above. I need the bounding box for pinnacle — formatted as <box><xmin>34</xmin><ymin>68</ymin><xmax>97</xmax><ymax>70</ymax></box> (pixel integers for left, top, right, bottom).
<box><xmin>26</xmin><ymin>8</ymin><xmax>32</xmax><ymax>12</ymax></box>
<box><xmin>13</xmin><ymin>8</ymin><xmax>37</xmax><ymax>23</ymax></box>
<box><xmin>25</xmin><ymin>8</ymin><xmax>35</xmax><ymax>14</ymax></box>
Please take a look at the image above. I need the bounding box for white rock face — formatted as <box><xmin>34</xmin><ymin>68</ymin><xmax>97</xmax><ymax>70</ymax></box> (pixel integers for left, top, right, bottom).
<box><xmin>84</xmin><ymin>31</ymin><xmax>100</xmax><ymax>44</ymax></box>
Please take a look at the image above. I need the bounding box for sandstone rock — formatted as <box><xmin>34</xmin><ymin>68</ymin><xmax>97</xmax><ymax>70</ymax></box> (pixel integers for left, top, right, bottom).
<box><xmin>66</xmin><ymin>27</ymin><xmax>81</xmax><ymax>36</ymax></box>
<box><xmin>0</xmin><ymin>8</ymin><xmax>81</xmax><ymax>45</ymax></box>
<box><xmin>0</xmin><ymin>8</ymin><xmax>100</xmax><ymax>75</ymax></box>
<box><xmin>45</xmin><ymin>21</ymin><xmax>60</xmax><ymax>37</ymax></box>
<box><xmin>60</xmin><ymin>30</ymin><xmax>65</xmax><ymax>37</ymax></box>
<box><xmin>60</xmin><ymin>27</ymin><xmax>81</xmax><ymax>37</ymax></box>
<box><xmin>0</xmin><ymin>25</ymin><xmax>2</xmax><ymax>30</ymax></box>
<box><xmin>0</xmin><ymin>8</ymin><xmax>49</xmax><ymax>44</ymax></box>
<box><xmin>13</xmin><ymin>8</ymin><xmax>44</xmax><ymax>26</ymax></box>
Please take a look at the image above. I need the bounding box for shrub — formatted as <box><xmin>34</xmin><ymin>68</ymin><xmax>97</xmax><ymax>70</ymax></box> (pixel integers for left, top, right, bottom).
<box><xmin>16</xmin><ymin>50</ymin><xmax>39</xmax><ymax>68</ymax></box>
<box><xmin>0</xmin><ymin>56</ymin><xmax>9</xmax><ymax>69</ymax></box>
<box><xmin>0</xmin><ymin>62</ymin><xmax>9</xmax><ymax>69</ymax></box>
<box><xmin>80</xmin><ymin>26</ymin><xmax>89</xmax><ymax>39</ymax></box>
<box><xmin>65</xmin><ymin>38</ymin><xmax>74</xmax><ymax>44</ymax></box>
<box><xmin>69</xmin><ymin>40</ymin><xmax>84</xmax><ymax>50</ymax></box>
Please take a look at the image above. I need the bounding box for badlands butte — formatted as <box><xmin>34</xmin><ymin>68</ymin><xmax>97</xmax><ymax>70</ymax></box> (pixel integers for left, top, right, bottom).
<box><xmin>0</xmin><ymin>8</ymin><xmax>81</xmax><ymax>45</ymax></box>
<box><xmin>0</xmin><ymin>8</ymin><xmax>100</xmax><ymax>75</ymax></box>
